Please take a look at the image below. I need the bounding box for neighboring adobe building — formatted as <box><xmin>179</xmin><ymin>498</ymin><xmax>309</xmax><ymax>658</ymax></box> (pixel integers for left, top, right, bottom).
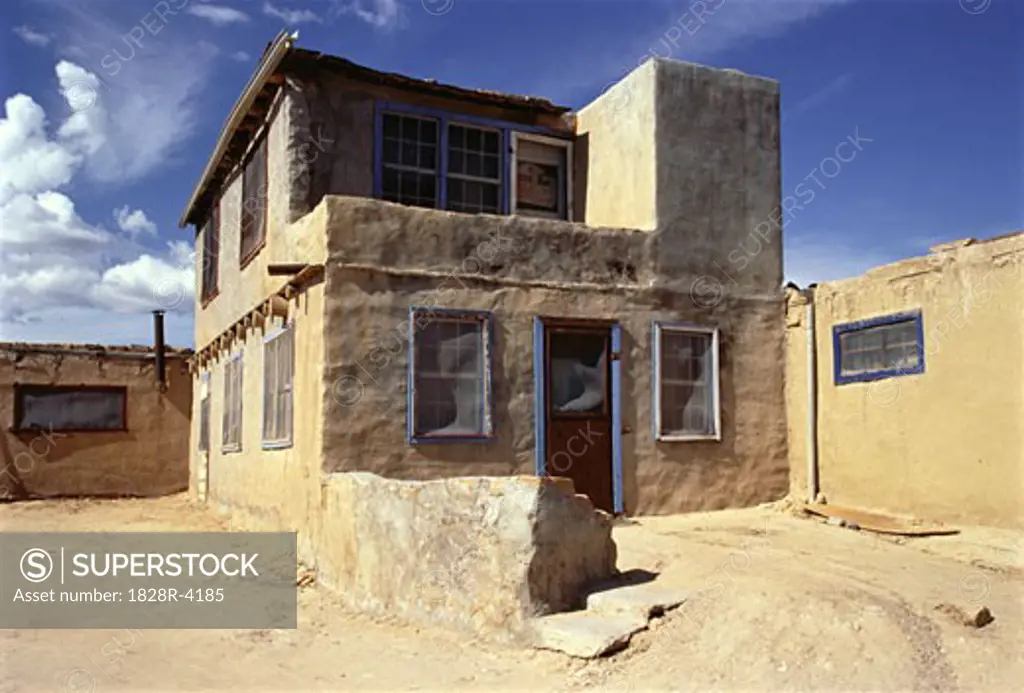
<box><xmin>0</xmin><ymin>328</ymin><xmax>192</xmax><ymax>500</ymax></box>
<box><xmin>180</xmin><ymin>32</ymin><xmax>788</xmax><ymax>546</ymax></box>
<box><xmin>786</xmin><ymin>232</ymin><xmax>1024</xmax><ymax>528</ymax></box>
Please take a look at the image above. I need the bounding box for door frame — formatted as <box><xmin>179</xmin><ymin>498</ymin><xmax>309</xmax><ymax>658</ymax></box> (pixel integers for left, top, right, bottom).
<box><xmin>533</xmin><ymin>316</ymin><xmax>624</xmax><ymax>514</ymax></box>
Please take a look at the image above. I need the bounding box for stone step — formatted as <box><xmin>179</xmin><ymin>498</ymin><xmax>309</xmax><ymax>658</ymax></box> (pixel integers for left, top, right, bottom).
<box><xmin>530</xmin><ymin>611</ymin><xmax>650</xmax><ymax>658</ymax></box>
<box><xmin>585</xmin><ymin>583</ymin><xmax>691</xmax><ymax>621</ymax></box>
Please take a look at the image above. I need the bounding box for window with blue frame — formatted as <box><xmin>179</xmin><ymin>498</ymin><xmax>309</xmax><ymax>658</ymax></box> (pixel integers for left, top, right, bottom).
<box><xmin>376</xmin><ymin>104</ymin><xmax>573</xmax><ymax>219</ymax></box>
<box><xmin>833</xmin><ymin>311</ymin><xmax>924</xmax><ymax>384</ymax></box>
<box><xmin>408</xmin><ymin>308</ymin><xmax>493</xmax><ymax>441</ymax></box>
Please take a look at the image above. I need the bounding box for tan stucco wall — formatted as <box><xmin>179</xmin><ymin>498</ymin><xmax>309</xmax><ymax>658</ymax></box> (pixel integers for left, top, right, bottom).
<box><xmin>319</xmin><ymin>197</ymin><xmax>788</xmax><ymax>515</ymax></box>
<box><xmin>786</xmin><ymin>235</ymin><xmax>1024</xmax><ymax>527</ymax></box>
<box><xmin>0</xmin><ymin>347</ymin><xmax>191</xmax><ymax>499</ymax></box>
<box><xmin>190</xmin><ymin>282</ymin><xmax>325</xmax><ymax>562</ymax></box>
<box><xmin>575</xmin><ymin>61</ymin><xmax>658</xmax><ymax>231</ymax></box>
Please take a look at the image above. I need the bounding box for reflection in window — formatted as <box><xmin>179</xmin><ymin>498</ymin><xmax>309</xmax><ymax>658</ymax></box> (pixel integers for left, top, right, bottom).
<box><xmin>14</xmin><ymin>385</ymin><xmax>126</xmax><ymax>432</ymax></box>
<box><xmin>836</xmin><ymin>316</ymin><xmax>922</xmax><ymax>381</ymax></box>
<box><xmin>411</xmin><ymin>310</ymin><xmax>492</xmax><ymax>439</ymax></box>
<box><xmin>381</xmin><ymin>113</ymin><xmax>439</xmax><ymax>208</ymax></box>
<box><xmin>548</xmin><ymin>331</ymin><xmax>607</xmax><ymax>414</ymax></box>
<box><xmin>654</xmin><ymin>324</ymin><xmax>720</xmax><ymax>440</ymax></box>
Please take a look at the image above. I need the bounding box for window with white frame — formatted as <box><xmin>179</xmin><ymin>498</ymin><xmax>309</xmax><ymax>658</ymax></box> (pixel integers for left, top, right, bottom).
<box><xmin>381</xmin><ymin>113</ymin><xmax>439</xmax><ymax>208</ymax></box>
<box><xmin>262</xmin><ymin>325</ymin><xmax>294</xmax><ymax>447</ymax></box>
<box><xmin>198</xmin><ymin>372</ymin><xmax>211</xmax><ymax>452</ymax></box>
<box><xmin>409</xmin><ymin>309</ymin><xmax>492</xmax><ymax>440</ymax></box>
<box><xmin>447</xmin><ymin>124</ymin><xmax>502</xmax><ymax>214</ymax></box>
<box><xmin>653</xmin><ymin>323</ymin><xmax>720</xmax><ymax>440</ymax></box>
<box><xmin>222</xmin><ymin>354</ymin><xmax>243</xmax><ymax>451</ymax></box>
<box><xmin>512</xmin><ymin>133</ymin><xmax>571</xmax><ymax>220</ymax></box>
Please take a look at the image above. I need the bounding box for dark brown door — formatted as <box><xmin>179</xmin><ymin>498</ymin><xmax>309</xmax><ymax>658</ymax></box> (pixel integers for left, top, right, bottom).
<box><xmin>544</xmin><ymin>322</ymin><xmax>614</xmax><ymax>512</ymax></box>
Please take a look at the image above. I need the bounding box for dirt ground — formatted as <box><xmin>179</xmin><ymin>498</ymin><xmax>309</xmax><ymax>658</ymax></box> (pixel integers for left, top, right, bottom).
<box><xmin>1</xmin><ymin>495</ymin><xmax>1022</xmax><ymax>692</ymax></box>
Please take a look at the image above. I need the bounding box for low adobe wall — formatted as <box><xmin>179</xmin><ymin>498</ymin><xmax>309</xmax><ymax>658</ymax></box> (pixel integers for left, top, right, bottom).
<box><xmin>785</xmin><ymin>234</ymin><xmax>1024</xmax><ymax>526</ymax></box>
<box><xmin>315</xmin><ymin>473</ymin><xmax>617</xmax><ymax>639</ymax></box>
<box><xmin>0</xmin><ymin>344</ymin><xmax>192</xmax><ymax>500</ymax></box>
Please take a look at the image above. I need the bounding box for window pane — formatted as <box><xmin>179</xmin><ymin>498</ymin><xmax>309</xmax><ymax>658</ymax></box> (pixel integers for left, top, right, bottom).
<box><xmin>658</xmin><ymin>330</ymin><xmax>715</xmax><ymax>437</ymax></box>
<box><xmin>514</xmin><ymin>139</ymin><xmax>567</xmax><ymax>218</ymax></box>
<box><xmin>413</xmin><ymin>316</ymin><xmax>486</xmax><ymax>436</ymax></box>
<box><xmin>839</xmin><ymin>317</ymin><xmax>921</xmax><ymax>378</ymax></box>
<box><xmin>16</xmin><ymin>386</ymin><xmax>126</xmax><ymax>431</ymax></box>
<box><xmin>549</xmin><ymin>331</ymin><xmax>607</xmax><ymax>415</ymax></box>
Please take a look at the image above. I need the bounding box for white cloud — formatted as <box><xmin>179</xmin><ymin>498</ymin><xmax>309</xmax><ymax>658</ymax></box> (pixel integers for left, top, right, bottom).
<box><xmin>13</xmin><ymin>25</ymin><xmax>54</xmax><ymax>47</ymax></box>
<box><xmin>263</xmin><ymin>2</ymin><xmax>323</xmax><ymax>24</ymax></box>
<box><xmin>230</xmin><ymin>50</ymin><xmax>252</xmax><ymax>62</ymax></box>
<box><xmin>91</xmin><ymin>243</ymin><xmax>194</xmax><ymax>314</ymax></box>
<box><xmin>330</xmin><ymin>0</ymin><xmax>402</xmax><ymax>29</ymax></box>
<box><xmin>0</xmin><ymin>62</ymin><xmax>195</xmax><ymax>343</ymax></box>
<box><xmin>113</xmin><ymin>206</ymin><xmax>157</xmax><ymax>236</ymax></box>
<box><xmin>0</xmin><ymin>95</ymin><xmax>81</xmax><ymax>195</ymax></box>
<box><xmin>186</xmin><ymin>4</ymin><xmax>251</xmax><ymax>26</ymax></box>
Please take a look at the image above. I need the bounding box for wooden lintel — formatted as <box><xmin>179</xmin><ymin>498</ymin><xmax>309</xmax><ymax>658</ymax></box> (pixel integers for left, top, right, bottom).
<box><xmin>268</xmin><ymin>263</ymin><xmax>309</xmax><ymax>276</ymax></box>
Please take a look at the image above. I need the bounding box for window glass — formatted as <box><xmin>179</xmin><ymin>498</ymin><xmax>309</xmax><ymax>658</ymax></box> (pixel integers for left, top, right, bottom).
<box><xmin>412</xmin><ymin>313</ymin><xmax>489</xmax><ymax>437</ymax></box>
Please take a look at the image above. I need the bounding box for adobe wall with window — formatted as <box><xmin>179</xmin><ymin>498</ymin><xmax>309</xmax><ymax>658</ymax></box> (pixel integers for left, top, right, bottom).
<box><xmin>318</xmin><ymin>196</ymin><xmax>789</xmax><ymax>515</ymax></box>
<box><xmin>190</xmin><ymin>282</ymin><xmax>326</xmax><ymax>562</ymax></box>
<box><xmin>0</xmin><ymin>344</ymin><xmax>191</xmax><ymax>499</ymax></box>
<box><xmin>785</xmin><ymin>233</ymin><xmax>1024</xmax><ymax>527</ymax></box>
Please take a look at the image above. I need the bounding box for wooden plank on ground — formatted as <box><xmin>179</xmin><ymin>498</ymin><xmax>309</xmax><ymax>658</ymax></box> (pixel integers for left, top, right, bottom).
<box><xmin>802</xmin><ymin>503</ymin><xmax>960</xmax><ymax>536</ymax></box>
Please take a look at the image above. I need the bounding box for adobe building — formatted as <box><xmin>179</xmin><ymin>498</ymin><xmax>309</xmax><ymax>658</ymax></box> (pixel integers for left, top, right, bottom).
<box><xmin>786</xmin><ymin>233</ymin><xmax>1024</xmax><ymax>528</ymax></box>
<box><xmin>0</xmin><ymin>323</ymin><xmax>192</xmax><ymax>500</ymax></box>
<box><xmin>180</xmin><ymin>32</ymin><xmax>788</xmax><ymax>551</ymax></box>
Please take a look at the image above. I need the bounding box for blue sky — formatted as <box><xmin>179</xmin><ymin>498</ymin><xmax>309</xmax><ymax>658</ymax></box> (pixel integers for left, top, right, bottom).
<box><xmin>0</xmin><ymin>0</ymin><xmax>1020</xmax><ymax>346</ymax></box>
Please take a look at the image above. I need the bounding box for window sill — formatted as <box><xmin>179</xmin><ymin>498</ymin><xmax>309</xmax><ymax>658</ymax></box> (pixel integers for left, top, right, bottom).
<box><xmin>409</xmin><ymin>434</ymin><xmax>496</xmax><ymax>445</ymax></box>
<box><xmin>200</xmin><ymin>289</ymin><xmax>220</xmax><ymax>309</ymax></box>
<box><xmin>221</xmin><ymin>445</ymin><xmax>243</xmax><ymax>454</ymax></box>
<box><xmin>239</xmin><ymin>239</ymin><xmax>266</xmax><ymax>271</ymax></box>
<box><xmin>261</xmin><ymin>440</ymin><xmax>293</xmax><ymax>450</ymax></box>
<box><xmin>655</xmin><ymin>433</ymin><xmax>722</xmax><ymax>443</ymax></box>
<box><xmin>835</xmin><ymin>364</ymin><xmax>924</xmax><ymax>385</ymax></box>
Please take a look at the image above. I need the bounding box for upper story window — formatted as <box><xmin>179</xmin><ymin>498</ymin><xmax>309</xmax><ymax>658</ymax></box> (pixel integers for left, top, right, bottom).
<box><xmin>240</xmin><ymin>135</ymin><xmax>268</xmax><ymax>267</ymax></box>
<box><xmin>833</xmin><ymin>311</ymin><xmax>924</xmax><ymax>384</ymax></box>
<box><xmin>200</xmin><ymin>201</ymin><xmax>219</xmax><ymax>303</ymax></box>
<box><xmin>381</xmin><ymin>113</ymin><xmax>439</xmax><ymax>208</ymax></box>
<box><xmin>375</xmin><ymin>104</ymin><xmax>572</xmax><ymax>220</ymax></box>
<box><xmin>447</xmin><ymin>124</ymin><xmax>501</xmax><ymax>214</ymax></box>
<box><xmin>512</xmin><ymin>133</ymin><xmax>570</xmax><ymax>220</ymax></box>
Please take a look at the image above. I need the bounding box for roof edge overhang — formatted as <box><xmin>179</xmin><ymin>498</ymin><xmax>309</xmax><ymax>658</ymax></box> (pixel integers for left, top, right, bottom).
<box><xmin>177</xmin><ymin>30</ymin><xmax>297</xmax><ymax>229</ymax></box>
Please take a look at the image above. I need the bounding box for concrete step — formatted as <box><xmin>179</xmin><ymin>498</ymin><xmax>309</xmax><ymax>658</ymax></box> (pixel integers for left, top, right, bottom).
<box><xmin>530</xmin><ymin>611</ymin><xmax>650</xmax><ymax>658</ymax></box>
<box><xmin>585</xmin><ymin>583</ymin><xmax>691</xmax><ymax>621</ymax></box>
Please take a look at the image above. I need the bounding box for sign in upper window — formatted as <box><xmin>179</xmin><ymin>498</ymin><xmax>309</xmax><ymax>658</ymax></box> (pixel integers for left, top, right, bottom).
<box><xmin>512</xmin><ymin>134</ymin><xmax>571</xmax><ymax>221</ymax></box>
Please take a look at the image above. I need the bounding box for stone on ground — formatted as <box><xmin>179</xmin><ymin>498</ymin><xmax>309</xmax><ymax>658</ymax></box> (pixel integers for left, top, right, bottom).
<box><xmin>585</xmin><ymin>583</ymin><xmax>691</xmax><ymax>621</ymax></box>
<box><xmin>530</xmin><ymin>611</ymin><xmax>650</xmax><ymax>658</ymax></box>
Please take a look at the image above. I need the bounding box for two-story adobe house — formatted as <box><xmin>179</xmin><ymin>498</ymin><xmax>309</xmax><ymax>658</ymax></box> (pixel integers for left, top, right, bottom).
<box><xmin>180</xmin><ymin>32</ymin><xmax>787</xmax><ymax>546</ymax></box>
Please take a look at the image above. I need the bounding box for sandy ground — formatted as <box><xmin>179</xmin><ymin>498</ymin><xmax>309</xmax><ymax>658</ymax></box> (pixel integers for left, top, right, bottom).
<box><xmin>1</xmin><ymin>495</ymin><xmax>1022</xmax><ymax>692</ymax></box>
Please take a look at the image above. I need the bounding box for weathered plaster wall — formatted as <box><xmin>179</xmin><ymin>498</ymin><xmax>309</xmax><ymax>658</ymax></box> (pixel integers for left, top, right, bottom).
<box><xmin>652</xmin><ymin>60</ymin><xmax>782</xmax><ymax>293</ymax></box>
<box><xmin>318</xmin><ymin>197</ymin><xmax>788</xmax><ymax>515</ymax></box>
<box><xmin>575</xmin><ymin>61</ymin><xmax>658</xmax><ymax>231</ymax></box>
<box><xmin>0</xmin><ymin>347</ymin><xmax>191</xmax><ymax>499</ymax></box>
<box><xmin>317</xmin><ymin>473</ymin><xmax>616</xmax><ymax>638</ymax></box>
<box><xmin>786</xmin><ymin>235</ymin><xmax>1024</xmax><ymax>527</ymax></box>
